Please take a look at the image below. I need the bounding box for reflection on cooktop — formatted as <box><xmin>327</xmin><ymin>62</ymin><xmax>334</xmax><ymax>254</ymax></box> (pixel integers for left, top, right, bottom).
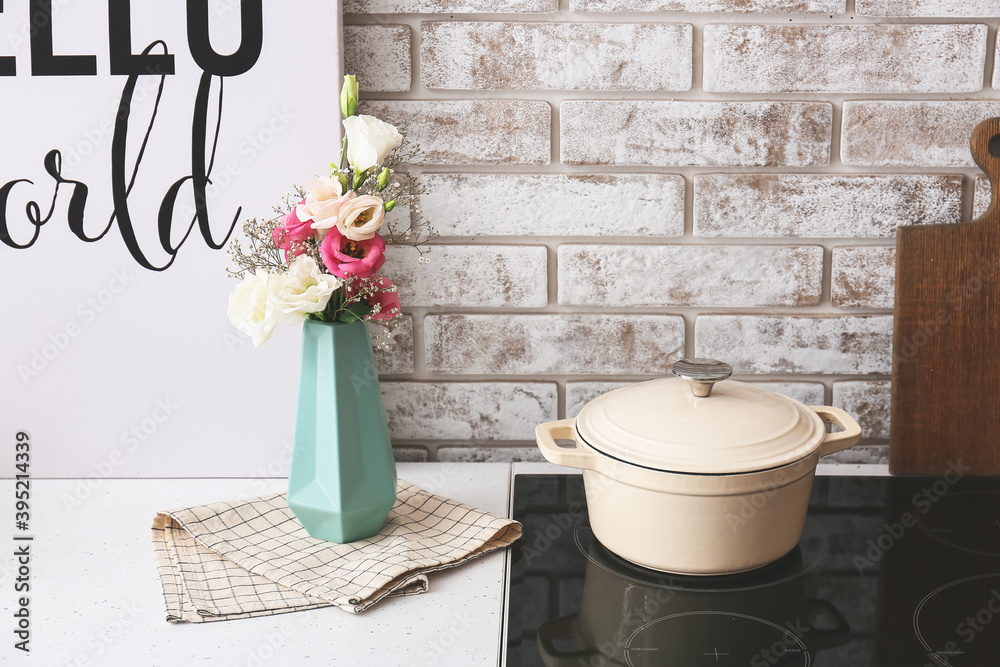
<box><xmin>624</xmin><ymin>612</ymin><xmax>810</xmax><ymax>667</ymax></box>
<box><xmin>504</xmin><ymin>474</ymin><xmax>1000</xmax><ymax>667</ymax></box>
<box><xmin>573</xmin><ymin>512</ymin><xmax>829</xmax><ymax>594</ymax></box>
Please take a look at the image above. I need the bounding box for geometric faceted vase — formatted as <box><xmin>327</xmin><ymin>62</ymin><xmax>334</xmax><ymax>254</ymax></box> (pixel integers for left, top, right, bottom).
<box><xmin>287</xmin><ymin>318</ymin><xmax>397</xmax><ymax>543</ymax></box>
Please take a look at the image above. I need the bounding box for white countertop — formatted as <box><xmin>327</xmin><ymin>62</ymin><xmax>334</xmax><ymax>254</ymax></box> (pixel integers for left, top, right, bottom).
<box><xmin>0</xmin><ymin>462</ymin><xmax>888</xmax><ymax>666</ymax></box>
<box><xmin>0</xmin><ymin>463</ymin><xmax>512</xmax><ymax>667</ymax></box>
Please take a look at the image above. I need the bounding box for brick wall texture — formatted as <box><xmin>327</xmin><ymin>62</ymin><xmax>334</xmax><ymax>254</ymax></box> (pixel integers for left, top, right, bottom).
<box><xmin>345</xmin><ymin>1</ymin><xmax>999</xmax><ymax>464</ymax></box>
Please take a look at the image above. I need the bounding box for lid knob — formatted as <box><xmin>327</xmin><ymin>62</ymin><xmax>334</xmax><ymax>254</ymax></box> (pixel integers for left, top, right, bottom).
<box><xmin>671</xmin><ymin>358</ymin><xmax>733</xmax><ymax>398</ymax></box>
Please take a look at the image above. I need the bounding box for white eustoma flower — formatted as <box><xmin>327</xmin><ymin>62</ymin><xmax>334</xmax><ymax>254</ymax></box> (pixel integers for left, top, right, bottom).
<box><xmin>271</xmin><ymin>256</ymin><xmax>342</xmax><ymax>324</ymax></box>
<box><xmin>227</xmin><ymin>270</ymin><xmax>280</xmax><ymax>347</ymax></box>
<box><xmin>336</xmin><ymin>195</ymin><xmax>386</xmax><ymax>241</ymax></box>
<box><xmin>343</xmin><ymin>115</ymin><xmax>403</xmax><ymax>173</ymax></box>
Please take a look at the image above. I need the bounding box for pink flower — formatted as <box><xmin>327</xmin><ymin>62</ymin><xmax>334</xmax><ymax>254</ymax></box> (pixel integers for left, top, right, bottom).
<box><xmin>366</xmin><ymin>276</ymin><xmax>401</xmax><ymax>321</ymax></box>
<box><xmin>319</xmin><ymin>226</ymin><xmax>385</xmax><ymax>279</ymax></box>
<box><xmin>272</xmin><ymin>204</ymin><xmax>314</xmax><ymax>257</ymax></box>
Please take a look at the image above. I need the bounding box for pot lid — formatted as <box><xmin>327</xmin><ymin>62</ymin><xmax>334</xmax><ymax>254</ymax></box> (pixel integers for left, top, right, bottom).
<box><xmin>575</xmin><ymin>358</ymin><xmax>826</xmax><ymax>475</ymax></box>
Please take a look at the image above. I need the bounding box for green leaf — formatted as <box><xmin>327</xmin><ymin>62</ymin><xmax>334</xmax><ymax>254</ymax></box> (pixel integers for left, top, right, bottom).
<box><xmin>319</xmin><ymin>289</ymin><xmax>344</xmax><ymax>321</ymax></box>
<box><xmin>338</xmin><ymin>302</ymin><xmax>373</xmax><ymax>323</ymax></box>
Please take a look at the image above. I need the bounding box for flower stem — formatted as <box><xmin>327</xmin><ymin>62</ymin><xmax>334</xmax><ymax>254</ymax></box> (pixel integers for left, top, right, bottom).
<box><xmin>339</xmin><ymin>136</ymin><xmax>348</xmax><ymax>171</ymax></box>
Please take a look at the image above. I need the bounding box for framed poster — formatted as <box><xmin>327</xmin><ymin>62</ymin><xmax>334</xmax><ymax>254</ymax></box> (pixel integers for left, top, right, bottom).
<box><xmin>0</xmin><ymin>1</ymin><xmax>344</xmax><ymax>478</ymax></box>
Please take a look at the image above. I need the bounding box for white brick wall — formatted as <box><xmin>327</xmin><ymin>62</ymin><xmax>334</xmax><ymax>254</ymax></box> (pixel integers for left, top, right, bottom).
<box><xmin>386</xmin><ymin>245</ymin><xmax>549</xmax><ymax>307</ymax></box>
<box><xmin>694</xmin><ymin>174</ymin><xmax>963</xmax><ymax>237</ymax></box>
<box><xmin>364</xmin><ymin>100</ymin><xmax>551</xmax><ymax>165</ymax></box>
<box><xmin>561</xmin><ymin>101</ymin><xmax>832</xmax><ymax>166</ymax></box>
<box><xmin>842</xmin><ymin>101</ymin><xmax>1000</xmax><ymax>167</ymax></box>
<box><xmin>572</xmin><ymin>0</ymin><xmax>846</xmax><ymax>10</ymax></box>
<box><xmin>831</xmin><ymin>247</ymin><xmax>896</xmax><ymax>309</ymax></box>
<box><xmin>345</xmin><ymin>26</ymin><xmax>412</xmax><ymax>92</ymax></box>
<box><xmin>425</xmin><ymin>314</ymin><xmax>685</xmax><ymax>374</ymax></box>
<box><xmin>833</xmin><ymin>380</ymin><xmax>892</xmax><ymax>440</ymax></box>
<box><xmin>422</xmin><ymin>22</ymin><xmax>693</xmax><ymax>91</ymax></box>
<box><xmin>382</xmin><ymin>382</ymin><xmax>557</xmax><ymax>440</ymax></box>
<box><xmin>346</xmin><ymin>0</ymin><xmax>556</xmax><ymax>12</ymax></box>
<box><xmin>344</xmin><ymin>3</ymin><xmax>999</xmax><ymax>461</ymax></box>
<box><xmin>974</xmin><ymin>175</ymin><xmax>993</xmax><ymax>217</ymax></box>
<box><xmin>703</xmin><ymin>24</ymin><xmax>986</xmax><ymax>94</ymax></box>
<box><xmin>558</xmin><ymin>245</ymin><xmax>823</xmax><ymax>306</ymax></box>
<box><xmin>421</xmin><ymin>173</ymin><xmax>686</xmax><ymax>236</ymax></box>
<box><xmin>856</xmin><ymin>0</ymin><xmax>1000</xmax><ymax>16</ymax></box>
<box><xmin>695</xmin><ymin>316</ymin><xmax>894</xmax><ymax>374</ymax></box>
<box><xmin>373</xmin><ymin>316</ymin><xmax>414</xmax><ymax>374</ymax></box>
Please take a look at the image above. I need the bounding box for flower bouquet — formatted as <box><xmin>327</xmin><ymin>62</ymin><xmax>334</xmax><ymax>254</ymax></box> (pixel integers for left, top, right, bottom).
<box><xmin>225</xmin><ymin>76</ymin><xmax>432</xmax><ymax>543</ymax></box>
<box><xmin>226</xmin><ymin>74</ymin><xmax>431</xmax><ymax>346</ymax></box>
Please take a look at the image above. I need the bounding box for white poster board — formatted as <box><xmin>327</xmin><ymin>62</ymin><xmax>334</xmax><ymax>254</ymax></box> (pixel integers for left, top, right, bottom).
<box><xmin>0</xmin><ymin>0</ymin><xmax>343</xmax><ymax>478</ymax></box>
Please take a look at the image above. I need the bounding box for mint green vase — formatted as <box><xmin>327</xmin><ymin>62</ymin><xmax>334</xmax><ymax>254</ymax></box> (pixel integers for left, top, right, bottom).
<box><xmin>287</xmin><ymin>318</ymin><xmax>397</xmax><ymax>543</ymax></box>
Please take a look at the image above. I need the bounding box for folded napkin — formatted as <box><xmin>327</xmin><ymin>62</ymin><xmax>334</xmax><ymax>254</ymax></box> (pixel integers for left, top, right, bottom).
<box><xmin>152</xmin><ymin>480</ymin><xmax>521</xmax><ymax>623</ymax></box>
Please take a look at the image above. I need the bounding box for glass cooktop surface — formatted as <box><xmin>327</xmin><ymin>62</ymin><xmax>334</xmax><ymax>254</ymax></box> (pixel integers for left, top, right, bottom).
<box><xmin>504</xmin><ymin>473</ymin><xmax>1000</xmax><ymax>667</ymax></box>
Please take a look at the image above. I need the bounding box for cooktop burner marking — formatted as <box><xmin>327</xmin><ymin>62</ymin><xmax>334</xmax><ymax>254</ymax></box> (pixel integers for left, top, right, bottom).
<box><xmin>704</xmin><ymin>647</ymin><xmax>731</xmax><ymax>660</ymax></box>
<box><xmin>623</xmin><ymin>611</ymin><xmax>810</xmax><ymax>667</ymax></box>
<box><xmin>916</xmin><ymin>491</ymin><xmax>1000</xmax><ymax>557</ymax></box>
<box><xmin>913</xmin><ymin>572</ymin><xmax>1000</xmax><ymax>667</ymax></box>
<box><xmin>573</xmin><ymin>513</ymin><xmax>828</xmax><ymax>593</ymax></box>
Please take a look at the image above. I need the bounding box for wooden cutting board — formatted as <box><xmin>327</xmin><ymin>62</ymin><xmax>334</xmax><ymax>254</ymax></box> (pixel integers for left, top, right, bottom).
<box><xmin>890</xmin><ymin>117</ymin><xmax>1000</xmax><ymax>474</ymax></box>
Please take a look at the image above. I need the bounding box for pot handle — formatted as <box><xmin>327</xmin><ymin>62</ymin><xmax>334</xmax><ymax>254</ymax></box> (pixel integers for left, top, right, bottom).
<box><xmin>535</xmin><ymin>419</ymin><xmax>596</xmax><ymax>471</ymax></box>
<box><xmin>809</xmin><ymin>406</ymin><xmax>862</xmax><ymax>457</ymax></box>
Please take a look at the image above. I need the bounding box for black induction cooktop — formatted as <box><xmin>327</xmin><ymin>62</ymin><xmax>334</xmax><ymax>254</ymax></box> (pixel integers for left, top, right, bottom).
<box><xmin>503</xmin><ymin>473</ymin><xmax>1000</xmax><ymax>667</ymax></box>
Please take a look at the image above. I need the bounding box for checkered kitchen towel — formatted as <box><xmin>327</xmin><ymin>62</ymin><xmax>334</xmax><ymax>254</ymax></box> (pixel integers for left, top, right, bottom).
<box><xmin>151</xmin><ymin>480</ymin><xmax>521</xmax><ymax>623</ymax></box>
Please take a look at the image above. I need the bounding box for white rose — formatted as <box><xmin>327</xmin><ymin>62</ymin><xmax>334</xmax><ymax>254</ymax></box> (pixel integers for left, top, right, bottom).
<box><xmin>271</xmin><ymin>256</ymin><xmax>342</xmax><ymax>324</ymax></box>
<box><xmin>336</xmin><ymin>195</ymin><xmax>386</xmax><ymax>241</ymax></box>
<box><xmin>228</xmin><ymin>270</ymin><xmax>279</xmax><ymax>347</ymax></box>
<box><xmin>343</xmin><ymin>115</ymin><xmax>403</xmax><ymax>173</ymax></box>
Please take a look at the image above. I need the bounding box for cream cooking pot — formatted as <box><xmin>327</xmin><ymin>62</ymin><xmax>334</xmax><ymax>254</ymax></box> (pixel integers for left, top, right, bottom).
<box><xmin>535</xmin><ymin>358</ymin><xmax>862</xmax><ymax>575</ymax></box>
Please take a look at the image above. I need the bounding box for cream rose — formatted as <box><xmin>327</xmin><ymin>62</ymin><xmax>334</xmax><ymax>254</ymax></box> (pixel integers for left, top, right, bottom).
<box><xmin>296</xmin><ymin>177</ymin><xmax>341</xmax><ymax>221</ymax></box>
<box><xmin>343</xmin><ymin>115</ymin><xmax>403</xmax><ymax>173</ymax></box>
<box><xmin>296</xmin><ymin>177</ymin><xmax>355</xmax><ymax>241</ymax></box>
<box><xmin>336</xmin><ymin>195</ymin><xmax>386</xmax><ymax>241</ymax></box>
<box><xmin>306</xmin><ymin>191</ymin><xmax>356</xmax><ymax>240</ymax></box>
<box><xmin>227</xmin><ymin>270</ymin><xmax>279</xmax><ymax>347</ymax></box>
<box><xmin>271</xmin><ymin>256</ymin><xmax>342</xmax><ymax>324</ymax></box>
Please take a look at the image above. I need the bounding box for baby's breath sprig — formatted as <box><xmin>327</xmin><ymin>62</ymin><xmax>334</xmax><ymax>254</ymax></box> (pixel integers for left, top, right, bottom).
<box><xmin>368</xmin><ymin>322</ymin><xmax>397</xmax><ymax>351</ymax></box>
<box><xmin>225</xmin><ymin>216</ymin><xmax>283</xmax><ymax>279</ymax></box>
<box><xmin>351</xmin><ymin>133</ymin><xmax>438</xmax><ymax>258</ymax></box>
<box><xmin>225</xmin><ymin>188</ymin><xmax>306</xmax><ymax>279</ymax></box>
